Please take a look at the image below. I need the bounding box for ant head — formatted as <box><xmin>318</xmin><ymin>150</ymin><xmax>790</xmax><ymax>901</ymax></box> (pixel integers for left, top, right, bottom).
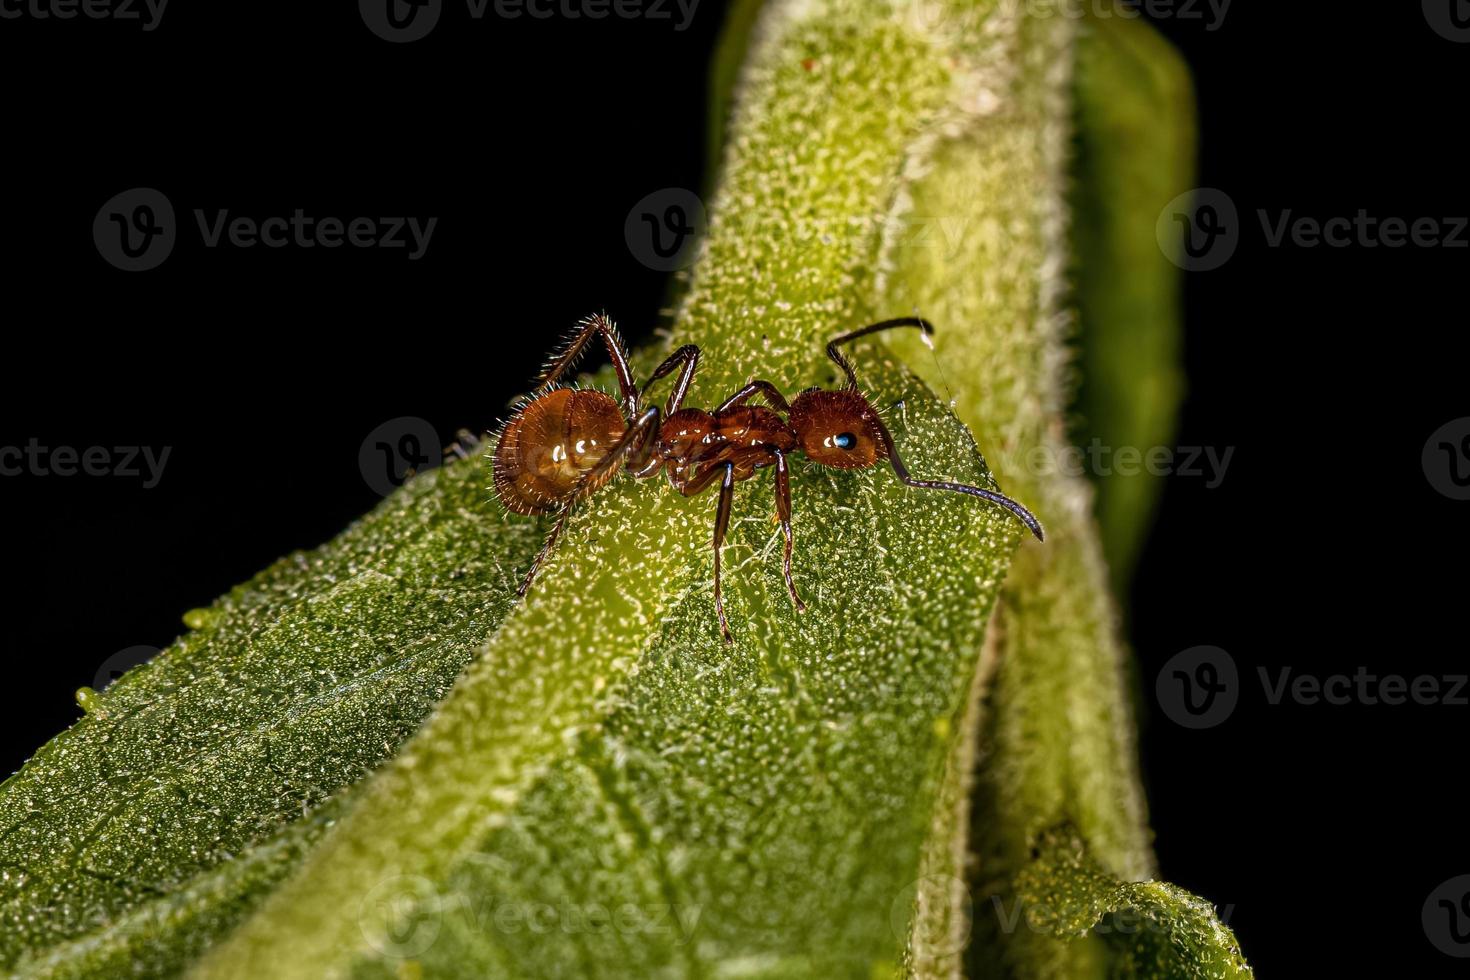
<box><xmin>788</xmin><ymin>388</ymin><xmax>888</xmax><ymax>469</ymax></box>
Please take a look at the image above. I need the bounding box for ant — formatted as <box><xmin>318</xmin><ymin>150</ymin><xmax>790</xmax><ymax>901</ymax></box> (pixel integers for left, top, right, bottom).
<box><xmin>491</xmin><ymin>313</ymin><xmax>1044</xmax><ymax>643</ymax></box>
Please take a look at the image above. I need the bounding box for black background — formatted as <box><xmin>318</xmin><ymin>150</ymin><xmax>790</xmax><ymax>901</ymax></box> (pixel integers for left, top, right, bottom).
<box><xmin>0</xmin><ymin>1</ymin><xmax>1463</xmax><ymax>975</ymax></box>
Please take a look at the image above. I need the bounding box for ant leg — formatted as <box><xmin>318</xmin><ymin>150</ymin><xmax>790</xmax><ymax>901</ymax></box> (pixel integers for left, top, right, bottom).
<box><xmin>669</xmin><ymin>458</ymin><xmax>731</xmax><ymax>496</ymax></box>
<box><xmin>445</xmin><ymin>428</ymin><xmax>482</xmax><ymax>461</ymax></box>
<box><xmin>564</xmin><ymin>407</ymin><xmax>661</xmax><ymax>507</ymax></box>
<box><xmin>716</xmin><ymin>380</ymin><xmax>791</xmax><ymax>414</ymax></box>
<box><xmin>518</xmin><ymin>508</ymin><xmax>571</xmax><ymax>597</ymax></box>
<box><xmin>535</xmin><ymin>312</ymin><xmax>639</xmax><ymax>411</ymax></box>
<box><xmin>641</xmin><ymin>344</ymin><xmax>702</xmax><ymax>414</ymax></box>
<box><xmin>870</xmin><ymin>415</ymin><xmax>1045</xmax><ymax>541</ymax></box>
<box><xmin>825</xmin><ymin>317</ymin><xmax>935</xmax><ymax>389</ymax></box>
<box><xmin>627</xmin><ymin>412</ymin><xmax>665</xmax><ymax>479</ymax></box>
<box><xmin>711</xmin><ymin>462</ymin><xmax>737</xmax><ymax>644</ymax></box>
<box><xmin>773</xmin><ymin>449</ymin><xmax>805</xmax><ymax>611</ymax></box>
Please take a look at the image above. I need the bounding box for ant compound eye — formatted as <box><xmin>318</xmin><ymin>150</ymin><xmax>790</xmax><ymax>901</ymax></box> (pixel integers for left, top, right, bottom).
<box><xmin>833</xmin><ymin>432</ymin><xmax>857</xmax><ymax>451</ymax></box>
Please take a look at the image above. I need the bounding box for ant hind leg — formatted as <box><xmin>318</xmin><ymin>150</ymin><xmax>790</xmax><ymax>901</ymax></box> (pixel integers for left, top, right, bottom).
<box><xmin>536</xmin><ymin>313</ymin><xmax>639</xmax><ymax>410</ymax></box>
<box><xmin>516</xmin><ymin>407</ymin><xmax>662</xmax><ymax>598</ymax></box>
<box><xmin>564</xmin><ymin>407</ymin><xmax>661</xmax><ymax>507</ymax></box>
<box><xmin>518</xmin><ymin>508</ymin><xmax>571</xmax><ymax>597</ymax></box>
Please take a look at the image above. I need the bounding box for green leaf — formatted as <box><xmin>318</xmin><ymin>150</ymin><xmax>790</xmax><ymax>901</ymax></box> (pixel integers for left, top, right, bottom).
<box><xmin>1008</xmin><ymin>828</ymin><xmax>1250</xmax><ymax>980</ymax></box>
<box><xmin>204</xmin><ymin>361</ymin><xmax>1018</xmax><ymax>980</ymax></box>
<box><xmin>1070</xmin><ymin>11</ymin><xmax>1195</xmax><ymax>590</ymax></box>
<box><xmin>1</xmin><ymin>461</ymin><xmax>542</xmax><ymax>977</ymax></box>
<box><xmin>867</xmin><ymin>6</ymin><xmax>1240</xmax><ymax>979</ymax></box>
<box><xmin>2</xmin><ymin>1</ymin><xmax>1249</xmax><ymax>978</ymax></box>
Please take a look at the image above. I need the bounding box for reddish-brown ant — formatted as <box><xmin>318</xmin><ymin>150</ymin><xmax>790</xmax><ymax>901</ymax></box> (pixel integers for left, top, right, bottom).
<box><xmin>491</xmin><ymin>313</ymin><xmax>1043</xmax><ymax>643</ymax></box>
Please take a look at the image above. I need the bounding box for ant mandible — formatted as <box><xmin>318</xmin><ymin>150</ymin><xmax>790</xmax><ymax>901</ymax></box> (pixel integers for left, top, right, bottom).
<box><xmin>491</xmin><ymin>313</ymin><xmax>1044</xmax><ymax>643</ymax></box>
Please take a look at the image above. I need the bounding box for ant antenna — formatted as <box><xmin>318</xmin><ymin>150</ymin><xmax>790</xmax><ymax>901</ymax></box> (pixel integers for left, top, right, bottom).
<box><xmin>825</xmin><ymin>317</ymin><xmax>935</xmax><ymax>390</ymax></box>
<box><xmin>870</xmin><ymin>414</ymin><xmax>1045</xmax><ymax>541</ymax></box>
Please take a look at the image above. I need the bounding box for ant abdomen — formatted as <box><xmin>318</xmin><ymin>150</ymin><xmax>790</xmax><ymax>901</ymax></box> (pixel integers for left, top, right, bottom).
<box><xmin>493</xmin><ymin>387</ymin><xmax>628</xmax><ymax>515</ymax></box>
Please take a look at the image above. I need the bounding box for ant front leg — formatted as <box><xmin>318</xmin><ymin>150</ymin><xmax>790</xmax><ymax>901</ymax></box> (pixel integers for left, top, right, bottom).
<box><xmin>772</xmin><ymin>449</ymin><xmax>805</xmax><ymax>612</ymax></box>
